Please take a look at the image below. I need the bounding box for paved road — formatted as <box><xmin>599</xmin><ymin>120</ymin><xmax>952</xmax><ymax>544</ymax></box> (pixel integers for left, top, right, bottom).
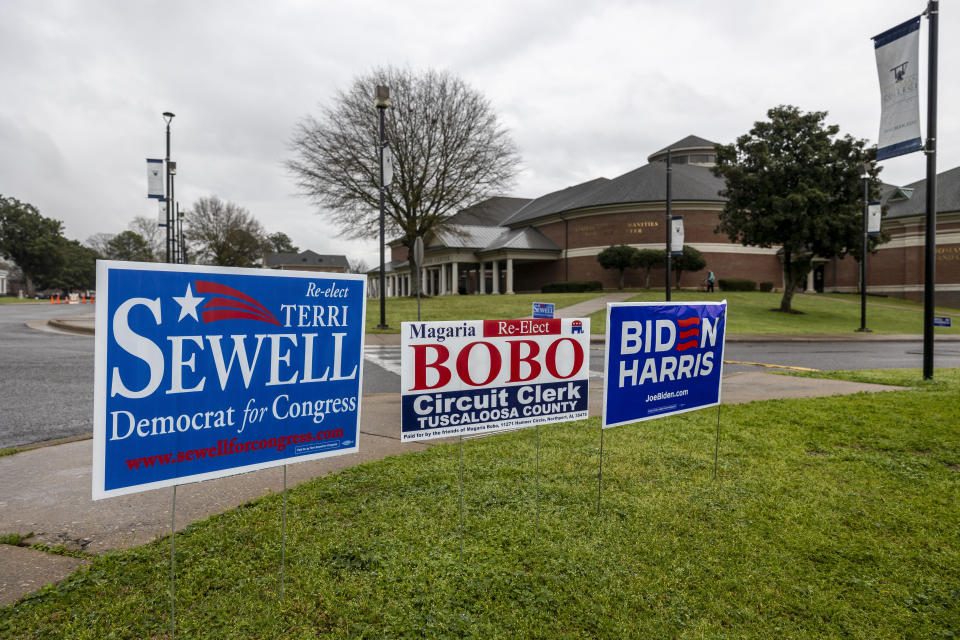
<box><xmin>3</xmin><ymin>303</ymin><xmax>959</xmax><ymax>449</ymax></box>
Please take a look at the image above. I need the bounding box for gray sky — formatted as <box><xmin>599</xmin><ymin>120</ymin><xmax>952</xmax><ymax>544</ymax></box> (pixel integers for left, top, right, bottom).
<box><xmin>2</xmin><ymin>0</ymin><xmax>956</xmax><ymax>267</ymax></box>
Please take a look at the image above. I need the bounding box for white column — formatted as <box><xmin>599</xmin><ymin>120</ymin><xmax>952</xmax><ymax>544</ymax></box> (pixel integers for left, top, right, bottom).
<box><xmin>451</xmin><ymin>262</ymin><xmax>459</xmax><ymax>295</ymax></box>
<box><xmin>439</xmin><ymin>263</ymin><xmax>447</xmax><ymax>295</ymax></box>
<box><xmin>506</xmin><ymin>258</ymin><xmax>514</xmax><ymax>294</ymax></box>
<box><xmin>479</xmin><ymin>263</ymin><xmax>486</xmax><ymax>294</ymax></box>
<box><xmin>492</xmin><ymin>260</ymin><xmax>500</xmax><ymax>294</ymax></box>
<box><xmin>806</xmin><ymin>268</ymin><xmax>815</xmax><ymax>293</ymax></box>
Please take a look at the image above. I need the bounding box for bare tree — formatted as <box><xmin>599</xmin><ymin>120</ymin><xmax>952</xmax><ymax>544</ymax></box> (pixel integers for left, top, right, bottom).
<box><xmin>347</xmin><ymin>257</ymin><xmax>369</xmax><ymax>274</ymax></box>
<box><xmin>184</xmin><ymin>196</ymin><xmax>268</xmax><ymax>266</ymax></box>
<box><xmin>128</xmin><ymin>216</ymin><xmax>165</xmax><ymax>262</ymax></box>
<box><xmin>287</xmin><ymin>66</ymin><xmax>520</xmax><ymax>272</ymax></box>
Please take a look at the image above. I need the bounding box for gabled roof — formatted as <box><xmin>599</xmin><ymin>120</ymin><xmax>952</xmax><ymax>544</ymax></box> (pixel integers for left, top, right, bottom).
<box><xmin>447</xmin><ymin>197</ymin><xmax>532</xmax><ymax>227</ymax></box>
<box><xmin>433</xmin><ymin>225</ymin><xmax>506</xmax><ymax>250</ymax></box>
<box><xmin>265</xmin><ymin>250</ymin><xmax>349</xmax><ymax>269</ymax></box>
<box><xmin>884</xmin><ymin>166</ymin><xmax>960</xmax><ymax>219</ymax></box>
<box><xmin>481</xmin><ymin>227</ymin><xmax>561</xmax><ymax>253</ymax></box>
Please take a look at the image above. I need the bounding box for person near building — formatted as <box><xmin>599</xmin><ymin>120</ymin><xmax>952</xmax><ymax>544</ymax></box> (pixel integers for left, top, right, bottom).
<box><xmin>703</xmin><ymin>269</ymin><xmax>716</xmax><ymax>293</ymax></box>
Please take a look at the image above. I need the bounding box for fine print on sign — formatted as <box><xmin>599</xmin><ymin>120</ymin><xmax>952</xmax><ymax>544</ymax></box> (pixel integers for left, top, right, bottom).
<box><xmin>532</xmin><ymin>302</ymin><xmax>555</xmax><ymax>319</ymax></box>
<box><xmin>400</xmin><ymin>318</ymin><xmax>590</xmax><ymax>441</ymax></box>
<box><xmin>603</xmin><ymin>301</ymin><xmax>726</xmax><ymax>428</ymax></box>
<box><xmin>93</xmin><ymin>262</ymin><xmax>367</xmax><ymax>499</ymax></box>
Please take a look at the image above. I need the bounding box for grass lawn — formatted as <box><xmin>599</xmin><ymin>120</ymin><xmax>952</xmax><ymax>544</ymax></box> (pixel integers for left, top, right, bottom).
<box><xmin>2</xmin><ymin>370</ymin><xmax>958</xmax><ymax>638</ymax></box>
<box><xmin>585</xmin><ymin>291</ymin><xmax>960</xmax><ymax>335</ymax></box>
<box><xmin>0</xmin><ymin>297</ymin><xmax>44</xmax><ymax>305</ymax></box>
<box><xmin>365</xmin><ymin>292</ymin><xmax>606</xmax><ymax>333</ymax></box>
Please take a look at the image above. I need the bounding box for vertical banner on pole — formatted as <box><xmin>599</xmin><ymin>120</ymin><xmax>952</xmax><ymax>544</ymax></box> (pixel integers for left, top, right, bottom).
<box><xmin>670</xmin><ymin>216</ymin><xmax>684</xmax><ymax>255</ymax></box>
<box><xmin>867</xmin><ymin>202</ymin><xmax>882</xmax><ymax>235</ymax></box>
<box><xmin>603</xmin><ymin>301</ymin><xmax>726</xmax><ymax>428</ymax></box>
<box><xmin>873</xmin><ymin>16</ymin><xmax>923</xmax><ymax>160</ymax></box>
<box><xmin>147</xmin><ymin>159</ymin><xmax>164</xmax><ymax>199</ymax></box>
<box><xmin>400</xmin><ymin>318</ymin><xmax>590</xmax><ymax>441</ymax></box>
<box><xmin>92</xmin><ymin>262</ymin><xmax>367</xmax><ymax>499</ymax></box>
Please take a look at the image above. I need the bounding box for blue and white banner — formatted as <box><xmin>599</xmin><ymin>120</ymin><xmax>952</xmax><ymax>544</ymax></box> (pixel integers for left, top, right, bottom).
<box><xmin>670</xmin><ymin>216</ymin><xmax>684</xmax><ymax>255</ymax></box>
<box><xmin>147</xmin><ymin>159</ymin><xmax>164</xmax><ymax>199</ymax></box>
<box><xmin>873</xmin><ymin>16</ymin><xmax>922</xmax><ymax>161</ymax></box>
<box><xmin>400</xmin><ymin>318</ymin><xmax>590</xmax><ymax>441</ymax></box>
<box><xmin>93</xmin><ymin>262</ymin><xmax>366</xmax><ymax>499</ymax></box>
<box><xmin>868</xmin><ymin>202</ymin><xmax>882</xmax><ymax>235</ymax></box>
<box><xmin>603</xmin><ymin>301</ymin><xmax>726</xmax><ymax>429</ymax></box>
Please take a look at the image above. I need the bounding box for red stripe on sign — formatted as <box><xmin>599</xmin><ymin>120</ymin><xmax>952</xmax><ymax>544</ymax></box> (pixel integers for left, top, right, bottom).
<box><xmin>678</xmin><ymin>327</ymin><xmax>700</xmax><ymax>339</ymax></box>
<box><xmin>482</xmin><ymin>318</ymin><xmax>561</xmax><ymax>337</ymax></box>
<box><xmin>677</xmin><ymin>317</ymin><xmax>700</xmax><ymax>327</ymax></box>
<box><xmin>676</xmin><ymin>339</ymin><xmax>698</xmax><ymax>351</ymax></box>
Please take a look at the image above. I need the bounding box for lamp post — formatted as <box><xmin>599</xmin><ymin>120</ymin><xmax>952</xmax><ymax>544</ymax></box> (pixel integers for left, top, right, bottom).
<box><xmin>856</xmin><ymin>163</ymin><xmax>872</xmax><ymax>332</ymax></box>
<box><xmin>163</xmin><ymin>112</ymin><xmax>175</xmax><ymax>264</ymax></box>
<box><xmin>375</xmin><ymin>86</ymin><xmax>390</xmax><ymax>329</ymax></box>
<box><xmin>665</xmin><ymin>148</ymin><xmax>672</xmax><ymax>302</ymax></box>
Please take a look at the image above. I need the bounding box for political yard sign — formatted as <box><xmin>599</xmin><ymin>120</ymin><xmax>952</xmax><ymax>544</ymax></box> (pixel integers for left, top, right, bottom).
<box><xmin>603</xmin><ymin>301</ymin><xmax>726</xmax><ymax>429</ymax></box>
<box><xmin>93</xmin><ymin>262</ymin><xmax>366</xmax><ymax>499</ymax></box>
<box><xmin>400</xmin><ymin>318</ymin><xmax>590</xmax><ymax>441</ymax></box>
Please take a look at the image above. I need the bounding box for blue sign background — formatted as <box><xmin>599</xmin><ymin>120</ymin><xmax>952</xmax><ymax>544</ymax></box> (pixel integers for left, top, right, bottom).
<box><xmin>603</xmin><ymin>301</ymin><xmax>726</xmax><ymax>428</ymax></box>
<box><xmin>94</xmin><ymin>262</ymin><xmax>366</xmax><ymax>498</ymax></box>
<box><xmin>532</xmin><ymin>302</ymin><xmax>555</xmax><ymax>319</ymax></box>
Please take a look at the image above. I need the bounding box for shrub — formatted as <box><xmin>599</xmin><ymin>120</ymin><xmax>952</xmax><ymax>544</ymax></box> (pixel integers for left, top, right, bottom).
<box><xmin>719</xmin><ymin>278</ymin><xmax>756</xmax><ymax>292</ymax></box>
<box><xmin>759</xmin><ymin>281</ymin><xmax>774</xmax><ymax>292</ymax></box>
<box><xmin>541</xmin><ymin>281</ymin><xmax>603</xmax><ymax>293</ymax></box>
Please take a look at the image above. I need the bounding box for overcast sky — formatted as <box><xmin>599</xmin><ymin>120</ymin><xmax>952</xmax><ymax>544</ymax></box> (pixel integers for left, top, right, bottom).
<box><xmin>2</xmin><ymin>0</ymin><xmax>956</xmax><ymax>267</ymax></box>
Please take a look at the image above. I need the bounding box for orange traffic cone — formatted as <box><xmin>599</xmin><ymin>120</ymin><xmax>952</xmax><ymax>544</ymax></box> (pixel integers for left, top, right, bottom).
<box><xmin>81</xmin><ymin>294</ymin><xmax>86</xmax><ymax>304</ymax></box>
<box><xmin>50</xmin><ymin>295</ymin><xmax>54</xmax><ymax>304</ymax></box>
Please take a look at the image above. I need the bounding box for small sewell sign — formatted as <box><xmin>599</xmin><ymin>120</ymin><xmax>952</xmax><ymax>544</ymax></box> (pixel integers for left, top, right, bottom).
<box><xmin>400</xmin><ymin>318</ymin><xmax>590</xmax><ymax>441</ymax></box>
<box><xmin>93</xmin><ymin>262</ymin><xmax>366</xmax><ymax>499</ymax></box>
<box><xmin>603</xmin><ymin>301</ymin><xmax>726</xmax><ymax>428</ymax></box>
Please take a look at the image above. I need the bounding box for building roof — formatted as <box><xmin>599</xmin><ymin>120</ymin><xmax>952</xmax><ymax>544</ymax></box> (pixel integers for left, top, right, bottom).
<box><xmin>501</xmin><ymin>163</ymin><xmax>725</xmax><ymax>227</ymax></box>
<box><xmin>481</xmin><ymin>227</ymin><xmax>561</xmax><ymax>253</ymax></box>
<box><xmin>265</xmin><ymin>250</ymin><xmax>349</xmax><ymax>269</ymax></box>
<box><xmin>648</xmin><ymin>135</ymin><xmax>718</xmax><ymax>161</ymax></box>
<box><xmin>883</xmin><ymin>166</ymin><xmax>960</xmax><ymax>219</ymax></box>
<box><xmin>433</xmin><ymin>225</ymin><xmax>506</xmax><ymax>250</ymax></box>
<box><xmin>501</xmin><ymin>177</ymin><xmax>612</xmax><ymax>226</ymax></box>
<box><xmin>447</xmin><ymin>197</ymin><xmax>532</xmax><ymax>227</ymax></box>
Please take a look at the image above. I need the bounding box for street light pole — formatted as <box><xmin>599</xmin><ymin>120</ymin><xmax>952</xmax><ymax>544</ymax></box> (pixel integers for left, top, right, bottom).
<box><xmin>665</xmin><ymin>148</ymin><xmax>672</xmax><ymax>302</ymax></box>
<box><xmin>163</xmin><ymin>112</ymin><xmax>175</xmax><ymax>264</ymax></box>
<box><xmin>375</xmin><ymin>86</ymin><xmax>390</xmax><ymax>329</ymax></box>
<box><xmin>857</xmin><ymin>170</ymin><xmax>871</xmax><ymax>332</ymax></box>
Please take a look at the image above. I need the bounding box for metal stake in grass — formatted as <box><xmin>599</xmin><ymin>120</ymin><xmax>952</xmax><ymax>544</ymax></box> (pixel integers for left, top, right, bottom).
<box><xmin>281</xmin><ymin>464</ymin><xmax>287</xmax><ymax>603</ymax></box>
<box><xmin>170</xmin><ymin>485</ymin><xmax>176</xmax><ymax>640</ymax></box>
<box><xmin>597</xmin><ymin>425</ymin><xmax>605</xmax><ymax>514</ymax></box>
<box><xmin>713</xmin><ymin>404</ymin><xmax>721</xmax><ymax>480</ymax></box>
<box><xmin>458</xmin><ymin>434</ymin><xmax>464</xmax><ymax>561</ymax></box>
<box><xmin>535</xmin><ymin>424</ymin><xmax>540</xmax><ymax>532</ymax></box>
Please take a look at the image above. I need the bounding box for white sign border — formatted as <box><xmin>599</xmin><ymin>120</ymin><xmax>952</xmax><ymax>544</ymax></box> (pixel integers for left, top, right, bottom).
<box><xmin>602</xmin><ymin>300</ymin><xmax>727</xmax><ymax>429</ymax></box>
<box><xmin>92</xmin><ymin>260</ymin><xmax>368</xmax><ymax>500</ymax></box>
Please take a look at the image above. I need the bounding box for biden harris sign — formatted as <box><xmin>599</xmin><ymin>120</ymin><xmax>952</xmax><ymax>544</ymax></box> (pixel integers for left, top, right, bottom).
<box><xmin>92</xmin><ymin>262</ymin><xmax>366</xmax><ymax>499</ymax></box>
<box><xmin>602</xmin><ymin>301</ymin><xmax>726</xmax><ymax>429</ymax></box>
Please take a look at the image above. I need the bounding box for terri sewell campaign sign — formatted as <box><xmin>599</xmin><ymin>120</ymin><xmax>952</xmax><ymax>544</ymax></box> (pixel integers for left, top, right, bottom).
<box><xmin>93</xmin><ymin>262</ymin><xmax>366</xmax><ymax>499</ymax></box>
<box><xmin>400</xmin><ymin>318</ymin><xmax>590</xmax><ymax>441</ymax></box>
<box><xmin>603</xmin><ymin>301</ymin><xmax>726</xmax><ymax>428</ymax></box>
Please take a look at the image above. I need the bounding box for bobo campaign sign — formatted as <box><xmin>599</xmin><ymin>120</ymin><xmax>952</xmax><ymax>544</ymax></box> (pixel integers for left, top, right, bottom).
<box><xmin>400</xmin><ymin>318</ymin><xmax>590</xmax><ymax>441</ymax></box>
<box><xmin>93</xmin><ymin>262</ymin><xmax>366</xmax><ymax>499</ymax></box>
<box><xmin>603</xmin><ymin>301</ymin><xmax>726</xmax><ymax>429</ymax></box>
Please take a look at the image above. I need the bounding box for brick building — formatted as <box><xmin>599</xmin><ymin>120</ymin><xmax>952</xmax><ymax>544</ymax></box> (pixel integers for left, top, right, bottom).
<box><xmin>371</xmin><ymin>135</ymin><xmax>960</xmax><ymax>307</ymax></box>
<box><xmin>265</xmin><ymin>250</ymin><xmax>349</xmax><ymax>273</ymax></box>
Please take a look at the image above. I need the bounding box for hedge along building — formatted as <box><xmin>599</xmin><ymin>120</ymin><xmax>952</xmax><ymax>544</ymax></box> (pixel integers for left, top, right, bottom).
<box><xmin>372</xmin><ymin>135</ymin><xmax>960</xmax><ymax>305</ymax></box>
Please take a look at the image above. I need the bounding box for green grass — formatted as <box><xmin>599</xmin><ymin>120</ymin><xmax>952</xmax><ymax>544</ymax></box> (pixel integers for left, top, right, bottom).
<box><xmin>820</xmin><ymin>293</ymin><xmax>960</xmax><ymax>315</ymax></box>
<box><xmin>0</xmin><ymin>297</ymin><xmax>44</xmax><ymax>305</ymax></box>
<box><xmin>365</xmin><ymin>292</ymin><xmax>607</xmax><ymax>333</ymax></box>
<box><xmin>3</xmin><ymin>371</ymin><xmax>958</xmax><ymax>638</ymax></box>
<box><xmin>586</xmin><ymin>291</ymin><xmax>960</xmax><ymax>335</ymax></box>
